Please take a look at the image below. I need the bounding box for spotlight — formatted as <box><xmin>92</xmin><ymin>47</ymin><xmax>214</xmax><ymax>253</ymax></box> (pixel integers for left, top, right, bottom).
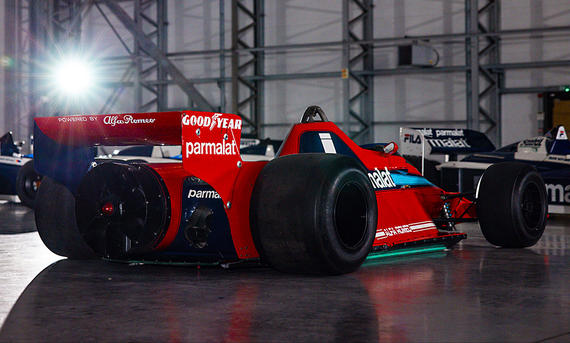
<box><xmin>52</xmin><ymin>58</ymin><xmax>94</xmax><ymax>95</ymax></box>
<box><xmin>1</xmin><ymin>56</ymin><xmax>13</xmax><ymax>68</ymax></box>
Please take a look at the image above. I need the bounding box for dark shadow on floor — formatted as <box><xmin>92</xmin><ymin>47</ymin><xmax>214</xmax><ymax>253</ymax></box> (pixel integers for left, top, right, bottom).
<box><xmin>0</xmin><ymin>202</ymin><xmax>36</xmax><ymax>234</ymax></box>
<box><xmin>0</xmin><ymin>259</ymin><xmax>379</xmax><ymax>342</ymax></box>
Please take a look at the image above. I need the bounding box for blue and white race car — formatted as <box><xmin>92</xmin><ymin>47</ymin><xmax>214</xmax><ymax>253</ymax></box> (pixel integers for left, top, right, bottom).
<box><xmin>400</xmin><ymin>126</ymin><xmax>570</xmax><ymax>214</ymax></box>
<box><xmin>0</xmin><ymin>132</ymin><xmax>42</xmax><ymax>208</ymax></box>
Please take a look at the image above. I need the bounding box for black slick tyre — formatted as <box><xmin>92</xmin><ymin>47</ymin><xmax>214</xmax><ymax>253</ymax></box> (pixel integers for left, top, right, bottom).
<box><xmin>16</xmin><ymin>161</ymin><xmax>42</xmax><ymax>208</ymax></box>
<box><xmin>250</xmin><ymin>153</ymin><xmax>377</xmax><ymax>275</ymax></box>
<box><xmin>476</xmin><ymin>162</ymin><xmax>547</xmax><ymax>248</ymax></box>
<box><xmin>35</xmin><ymin>177</ymin><xmax>96</xmax><ymax>259</ymax></box>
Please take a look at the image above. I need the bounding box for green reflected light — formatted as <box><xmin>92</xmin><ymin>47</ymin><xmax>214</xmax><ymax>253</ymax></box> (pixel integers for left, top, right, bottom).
<box><xmin>365</xmin><ymin>244</ymin><xmax>447</xmax><ymax>261</ymax></box>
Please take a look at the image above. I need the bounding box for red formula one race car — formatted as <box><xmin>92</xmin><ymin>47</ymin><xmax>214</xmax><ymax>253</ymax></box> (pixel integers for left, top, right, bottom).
<box><xmin>33</xmin><ymin>106</ymin><xmax>548</xmax><ymax>274</ymax></box>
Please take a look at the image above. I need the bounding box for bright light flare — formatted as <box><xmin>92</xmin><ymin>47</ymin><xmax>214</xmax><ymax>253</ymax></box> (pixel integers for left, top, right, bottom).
<box><xmin>52</xmin><ymin>58</ymin><xmax>94</xmax><ymax>95</ymax></box>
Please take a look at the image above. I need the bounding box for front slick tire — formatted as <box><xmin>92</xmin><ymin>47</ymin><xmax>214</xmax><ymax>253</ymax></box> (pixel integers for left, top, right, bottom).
<box><xmin>477</xmin><ymin>162</ymin><xmax>547</xmax><ymax>248</ymax></box>
<box><xmin>35</xmin><ymin>177</ymin><xmax>95</xmax><ymax>259</ymax></box>
<box><xmin>250</xmin><ymin>154</ymin><xmax>377</xmax><ymax>275</ymax></box>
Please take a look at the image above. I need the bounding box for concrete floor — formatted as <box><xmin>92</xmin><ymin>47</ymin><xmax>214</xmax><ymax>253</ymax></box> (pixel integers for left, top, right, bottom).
<box><xmin>0</xmin><ymin>201</ymin><xmax>568</xmax><ymax>343</ymax></box>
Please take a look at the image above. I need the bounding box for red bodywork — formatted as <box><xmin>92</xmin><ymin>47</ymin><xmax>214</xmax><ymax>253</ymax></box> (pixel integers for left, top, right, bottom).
<box><xmin>34</xmin><ymin>111</ymin><xmax>475</xmax><ymax>261</ymax></box>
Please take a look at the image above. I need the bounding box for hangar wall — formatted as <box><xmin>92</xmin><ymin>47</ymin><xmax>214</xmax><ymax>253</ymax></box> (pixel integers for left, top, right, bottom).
<box><xmin>0</xmin><ymin>3</ymin><xmax>5</xmax><ymax>135</ymax></box>
<box><xmin>2</xmin><ymin>0</ymin><xmax>570</xmax><ymax>147</ymax></box>
<box><xmin>259</xmin><ymin>1</ymin><xmax>467</xmax><ymax>142</ymax></box>
<box><xmin>500</xmin><ymin>0</ymin><xmax>570</xmax><ymax>144</ymax></box>
<box><xmin>162</xmin><ymin>0</ymin><xmax>570</xmax><ymax>145</ymax></box>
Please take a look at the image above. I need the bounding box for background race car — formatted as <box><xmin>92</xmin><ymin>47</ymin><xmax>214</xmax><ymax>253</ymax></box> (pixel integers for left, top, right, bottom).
<box><xmin>0</xmin><ymin>132</ymin><xmax>42</xmax><ymax>208</ymax></box>
<box><xmin>398</xmin><ymin>127</ymin><xmax>496</xmax><ymax>186</ymax></box>
<box><xmin>400</xmin><ymin>126</ymin><xmax>570</xmax><ymax>214</ymax></box>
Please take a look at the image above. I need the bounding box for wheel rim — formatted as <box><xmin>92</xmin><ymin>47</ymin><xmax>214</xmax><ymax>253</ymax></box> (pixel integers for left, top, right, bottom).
<box><xmin>520</xmin><ymin>181</ymin><xmax>542</xmax><ymax>229</ymax></box>
<box><xmin>334</xmin><ymin>182</ymin><xmax>368</xmax><ymax>250</ymax></box>
<box><xmin>24</xmin><ymin>174</ymin><xmax>42</xmax><ymax>198</ymax></box>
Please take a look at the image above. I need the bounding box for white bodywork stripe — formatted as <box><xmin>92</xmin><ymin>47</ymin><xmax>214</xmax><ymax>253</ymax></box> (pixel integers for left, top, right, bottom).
<box><xmin>375</xmin><ymin>220</ymin><xmax>437</xmax><ymax>238</ymax></box>
<box><xmin>0</xmin><ymin>156</ymin><xmax>31</xmax><ymax>167</ymax></box>
<box><xmin>409</xmin><ymin>223</ymin><xmax>437</xmax><ymax>230</ymax></box>
<box><xmin>548</xmin><ymin>204</ymin><xmax>570</xmax><ymax>214</ymax></box>
<box><xmin>319</xmin><ymin>133</ymin><xmax>337</xmax><ymax>154</ymax></box>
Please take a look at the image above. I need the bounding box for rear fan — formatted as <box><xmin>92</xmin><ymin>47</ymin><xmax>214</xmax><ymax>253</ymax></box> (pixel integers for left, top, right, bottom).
<box><xmin>76</xmin><ymin>162</ymin><xmax>170</xmax><ymax>258</ymax></box>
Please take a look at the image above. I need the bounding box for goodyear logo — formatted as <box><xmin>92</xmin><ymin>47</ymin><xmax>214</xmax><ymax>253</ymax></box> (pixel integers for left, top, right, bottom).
<box><xmin>182</xmin><ymin>113</ymin><xmax>242</xmax><ymax>130</ymax></box>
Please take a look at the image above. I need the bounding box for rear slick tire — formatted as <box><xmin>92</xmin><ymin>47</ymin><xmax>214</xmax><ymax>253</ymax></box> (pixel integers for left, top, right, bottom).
<box><xmin>250</xmin><ymin>153</ymin><xmax>377</xmax><ymax>275</ymax></box>
<box><xmin>477</xmin><ymin>162</ymin><xmax>547</xmax><ymax>248</ymax></box>
<box><xmin>35</xmin><ymin>177</ymin><xmax>96</xmax><ymax>259</ymax></box>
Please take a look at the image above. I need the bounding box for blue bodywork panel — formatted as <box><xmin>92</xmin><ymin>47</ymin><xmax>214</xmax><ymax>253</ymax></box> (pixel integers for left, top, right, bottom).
<box><xmin>33</xmin><ymin>123</ymin><xmax>96</xmax><ymax>193</ymax></box>
<box><xmin>0</xmin><ymin>162</ymin><xmax>19</xmax><ymax>195</ymax></box>
<box><xmin>298</xmin><ymin>131</ymin><xmax>358</xmax><ymax>158</ymax></box>
<box><xmin>146</xmin><ymin>177</ymin><xmax>238</xmax><ymax>261</ymax></box>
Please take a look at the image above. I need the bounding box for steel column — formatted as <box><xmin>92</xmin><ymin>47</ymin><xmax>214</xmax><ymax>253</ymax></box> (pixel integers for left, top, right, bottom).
<box><xmin>102</xmin><ymin>0</ymin><xmax>214</xmax><ymax>112</ymax></box>
<box><xmin>342</xmin><ymin>0</ymin><xmax>374</xmax><ymax>143</ymax></box>
<box><xmin>131</xmin><ymin>0</ymin><xmax>168</xmax><ymax>112</ymax></box>
<box><xmin>219</xmin><ymin>0</ymin><xmax>226</xmax><ymax>113</ymax></box>
<box><xmin>465</xmin><ymin>0</ymin><xmax>502</xmax><ymax>145</ymax></box>
<box><xmin>478</xmin><ymin>0</ymin><xmax>502</xmax><ymax>145</ymax></box>
<box><xmin>4</xmin><ymin>0</ymin><xmax>19</xmax><ymax>137</ymax></box>
<box><xmin>231</xmin><ymin>0</ymin><xmax>264</xmax><ymax>137</ymax></box>
<box><xmin>465</xmin><ymin>0</ymin><xmax>480</xmax><ymax>132</ymax></box>
<box><xmin>133</xmin><ymin>0</ymin><xmax>142</xmax><ymax>111</ymax></box>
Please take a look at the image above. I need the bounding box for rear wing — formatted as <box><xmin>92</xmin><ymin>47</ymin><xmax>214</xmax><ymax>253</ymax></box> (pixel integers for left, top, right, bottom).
<box><xmin>34</xmin><ymin>111</ymin><xmax>184</xmax><ymax>190</ymax></box>
<box><xmin>181</xmin><ymin>112</ymin><xmax>243</xmax><ymax>203</ymax></box>
<box><xmin>399</xmin><ymin>127</ymin><xmax>495</xmax><ymax>157</ymax></box>
<box><xmin>34</xmin><ymin>111</ymin><xmax>243</xmax><ymax>199</ymax></box>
